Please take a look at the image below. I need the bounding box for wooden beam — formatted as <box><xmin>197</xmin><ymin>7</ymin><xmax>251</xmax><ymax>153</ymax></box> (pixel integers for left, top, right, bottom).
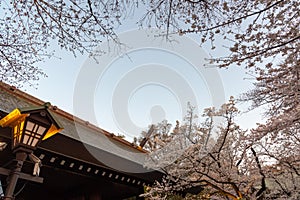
<box><xmin>0</xmin><ymin>167</ymin><xmax>43</xmax><ymax>183</ymax></box>
<box><xmin>0</xmin><ymin>167</ymin><xmax>11</xmax><ymax>176</ymax></box>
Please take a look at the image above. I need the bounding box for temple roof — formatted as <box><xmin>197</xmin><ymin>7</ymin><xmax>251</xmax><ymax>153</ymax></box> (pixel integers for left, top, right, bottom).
<box><xmin>0</xmin><ymin>81</ymin><xmax>160</xmax><ymax>180</ymax></box>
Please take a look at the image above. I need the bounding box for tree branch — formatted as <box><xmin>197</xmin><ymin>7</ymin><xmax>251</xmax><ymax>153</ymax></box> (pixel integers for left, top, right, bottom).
<box><xmin>250</xmin><ymin>147</ymin><xmax>266</xmax><ymax>198</ymax></box>
<box><xmin>179</xmin><ymin>0</ymin><xmax>284</xmax><ymax>34</ymax></box>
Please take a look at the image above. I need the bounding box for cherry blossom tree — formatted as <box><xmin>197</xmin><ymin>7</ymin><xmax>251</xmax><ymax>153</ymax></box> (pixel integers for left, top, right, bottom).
<box><xmin>136</xmin><ymin>103</ymin><xmax>204</xmax><ymax>152</ymax></box>
<box><xmin>140</xmin><ymin>0</ymin><xmax>299</xmax><ymax>138</ymax></box>
<box><xmin>0</xmin><ymin>0</ymin><xmax>134</xmax><ymax>87</ymax></box>
<box><xmin>140</xmin><ymin>1</ymin><xmax>299</xmax><ymax>67</ymax></box>
<box><xmin>1</xmin><ymin>0</ymin><xmax>298</xmax><ymax>90</ymax></box>
<box><xmin>136</xmin><ymin>121</ymin><xmax>173</xmax><ymax>152</ymax></box>
<box><xmin>141</xmin><ymin>3</ymin><xmax>299</xmax><ymax>198</ymax></box>
<box><xmin>142</xmin><ymin>98</ymin><xmax>300</xmax><ymax>199</ymax></box>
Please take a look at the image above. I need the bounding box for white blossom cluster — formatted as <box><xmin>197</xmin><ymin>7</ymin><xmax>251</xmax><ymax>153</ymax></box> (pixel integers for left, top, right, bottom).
<box><xmin>142</xmin><ymin>98</ymin><xmax>300</xmax><ymax>199</ymax></box>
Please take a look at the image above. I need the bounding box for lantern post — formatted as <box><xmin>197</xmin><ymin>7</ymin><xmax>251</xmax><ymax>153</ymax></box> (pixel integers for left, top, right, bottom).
<box><xmin>0</xmin><ymin>103</ymin><xmax>63</xmax><ymax>200</ymax></box>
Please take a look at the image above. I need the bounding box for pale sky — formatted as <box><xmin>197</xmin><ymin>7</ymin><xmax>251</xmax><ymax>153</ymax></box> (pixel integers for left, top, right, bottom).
<box><xmin>22</xmin><ymin>19</ymin><xmax>262</xmax><ymax>141</ymax></box>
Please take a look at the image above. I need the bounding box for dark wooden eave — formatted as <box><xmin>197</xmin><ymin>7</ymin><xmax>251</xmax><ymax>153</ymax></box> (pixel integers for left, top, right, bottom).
<box><xmin>0</xmin><ymin>125</ymin><xmax>162</xmax><ymax>200</ymax></box>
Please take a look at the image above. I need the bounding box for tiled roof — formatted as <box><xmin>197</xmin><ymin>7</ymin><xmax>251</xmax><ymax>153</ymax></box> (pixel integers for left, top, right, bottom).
<box><xmin>0</xmin><ymin>82</ymin><xmax>148</xmax><ymax>169</ymax></box>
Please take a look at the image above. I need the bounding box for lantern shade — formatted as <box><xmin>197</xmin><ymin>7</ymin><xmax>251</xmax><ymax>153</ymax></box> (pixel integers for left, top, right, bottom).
<box><xmin>0</xmin><ymin>103</ymin><xmax>63</xmax><ymax>151</ymax></box>
<box><xmin>0</xmin><ymin>109</ymin><xmax>28</xmax><ymax>127</ymax></box>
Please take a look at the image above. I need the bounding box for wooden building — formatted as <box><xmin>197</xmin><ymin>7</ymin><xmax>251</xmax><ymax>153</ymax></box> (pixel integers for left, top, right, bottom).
<box><xmin>0</xmin><ymin>82</ymin><xmax>162</xmax><ymax>200</ymax></box>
